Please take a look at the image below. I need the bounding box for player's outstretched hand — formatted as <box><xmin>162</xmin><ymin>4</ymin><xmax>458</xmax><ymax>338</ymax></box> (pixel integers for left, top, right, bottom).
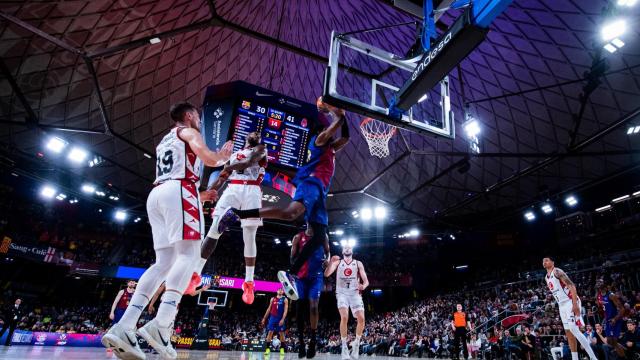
<box><xmin>279</xmin><ymin>319</ymin><xmax>285</xmax><ymax>326</ymax></box>
<box><xmin>109</xmin><ymin>313</ymin><xmax>114</xmax><ymax>320</ymax></box>
<box><xmin>330</xmin><ymin>255</ymin><xmax>341</xmax><ymax>263</ymax></box>
<box><xmin>200</xmin><ymin>189</ymin><xmax>218</xmax><ymax>202</ymax></box>
<box><xmin>220</xmin><ymin>140</ymin><xmax>234</xmax><ymax>160</ymax></box>
<box><xmin>261</xmin><ymin>318</ymin><xmax>267</xmax><ymax>328</ymax></box>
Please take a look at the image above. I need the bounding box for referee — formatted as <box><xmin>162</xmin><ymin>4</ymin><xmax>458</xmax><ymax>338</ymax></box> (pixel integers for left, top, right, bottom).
<box><xmin>451</xmin><ymin>303</ymin><xmax>471</xmax><ymax>360</ymax></box>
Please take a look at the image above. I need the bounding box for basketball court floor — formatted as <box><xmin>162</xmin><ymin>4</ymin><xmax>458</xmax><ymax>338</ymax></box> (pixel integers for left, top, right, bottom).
<box><xmin>0</xmin><ymin>348</ymin><xmax>418</xmax><ymax>360</ymax></box>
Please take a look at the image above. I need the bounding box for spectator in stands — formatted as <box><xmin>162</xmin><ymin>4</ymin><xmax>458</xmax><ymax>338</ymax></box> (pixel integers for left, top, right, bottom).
<box><xmin>592</xmin><ymin>323</ymin><xmax>611</xmax><ymax>360</ymax></box>
<box><xmin>0</xmin><ymin>298</ymin><xmax>22</xmax><ymax>346</ymax></box>
<box><xmin>623</xmin><ymin>320</ymin><xmax>639</xmax><ymax>358</ymax></box>
<box><xmin>521</xmin><ymin>325</ymin><xmax>535</xmax><ymax>360</ymax></box>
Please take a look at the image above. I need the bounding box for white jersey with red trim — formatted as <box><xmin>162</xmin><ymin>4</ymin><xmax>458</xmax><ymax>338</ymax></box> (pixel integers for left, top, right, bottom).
<box><xmin>228</xmin><ymin>147</ymin><xmax>267</xmax><ymax>183</ymax></box>
<box><xmin>546</xmin><ymin>268</ymin><xmax>575</xmax><ymax>304</ymax></box>
<box><xmin>336</xmin><ymin>259</ymin><xmax>360</xmax><ymax>295</ymax></box>
<box><xmin>154</xmin><ymin>127</ymin><xmax>202</xmax><ymax>185</ymax></box>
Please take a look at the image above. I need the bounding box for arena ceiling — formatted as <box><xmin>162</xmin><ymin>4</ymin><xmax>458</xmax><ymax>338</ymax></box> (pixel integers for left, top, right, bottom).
<box><xmin>0</xmin><ymin>0</ymin><xmax>639</xmax><ymax>227</ymax></box>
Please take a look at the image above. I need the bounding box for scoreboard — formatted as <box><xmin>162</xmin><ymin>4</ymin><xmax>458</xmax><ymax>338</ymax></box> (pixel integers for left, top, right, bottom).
<box><xmin>232</xmin><ymin>99</ymin><xmax>310</xmax><ymax>169</ymax></box>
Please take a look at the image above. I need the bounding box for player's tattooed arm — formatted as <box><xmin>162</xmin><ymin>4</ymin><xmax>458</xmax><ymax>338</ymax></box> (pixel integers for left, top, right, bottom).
<box><xmin>207</xmin><ymin>167</ymin><xmax>231</xmax><ymax>192</ymax></box>
<box><xmin>224</xmin><ymin>144</ymin><xmax>267</xmax><ymax>172</ymax></box>
<box><xmin>555</xmin><ymin>268</ymin><xmax>580</xmax><ymax>307</ymax></box>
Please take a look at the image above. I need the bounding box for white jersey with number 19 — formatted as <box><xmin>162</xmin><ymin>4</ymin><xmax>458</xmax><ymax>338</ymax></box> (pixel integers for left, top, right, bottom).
<box><xmin>154</xmin><ymin>127</ymin><xmax>202</xmax><ymax>185</ymax></box>
<box><xmin>546</xmin><ymin>268</ymin><xmax>575</xmax><ymax>304</ymax></box>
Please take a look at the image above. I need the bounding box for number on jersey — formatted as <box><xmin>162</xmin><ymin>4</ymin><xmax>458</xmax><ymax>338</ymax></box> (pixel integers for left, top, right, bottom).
<box><xmin>157</xmin><ymin>150</ymin><xmax>174</xmax><ymax>175</ymax></box>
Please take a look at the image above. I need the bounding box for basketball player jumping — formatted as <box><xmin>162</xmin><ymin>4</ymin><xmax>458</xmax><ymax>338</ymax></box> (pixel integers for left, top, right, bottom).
<box><xmin>225</xmin><ymin>97</ymin><xmax>350</xmax><ymax>300</ymax></box>
<box><xmin>188</xmin><ymin>131</ymin><xmax>267</xmax><ymax>305</ymax></box>
<box><xmin>102</xmin><ymin>102</ymin><xmax>232</xmax><ymax>360</ymax></box>
<box><xmin>542</xmin><ymin>257</ymin><xmax>598</xmax><ymax>360</ymax></box>
<box><xmin>291</xmin><ymin>222</ymin><xmax>330</xmax><ymax>359</ymax></box>
<box><xmin>261</xmin><ymin>287</ymin><xmax>289</xmax><ymax>355</ymax></box>
<box><xmin>109</xmin><ymin>280</ymin><xmax>136</xmax><ymax>325</ymax></box>
<box><xmin>325</xmin><ymin>244</ymin><xmax>369</xmax><ymax>360</ymax></box>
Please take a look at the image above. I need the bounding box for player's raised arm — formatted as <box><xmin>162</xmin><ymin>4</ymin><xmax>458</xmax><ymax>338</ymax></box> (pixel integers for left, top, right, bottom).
<box><xmin>178</xmin><ymin>128</ymin><xmax>233</xmax><ymax>167</ymax></box>
<box><xmin>324</xmin><ymin>255</ymin><xmax>341</xmax><ymax>277</ymax></box>
<box><xmin>357</xmin><ymin>260</ymin><xmax>369</xmax><ymax>291</ymax></box>
<box><xmin>224</xmin><ymin>145</ymin><xmax>267</xmax><ymax>172</ymax></box>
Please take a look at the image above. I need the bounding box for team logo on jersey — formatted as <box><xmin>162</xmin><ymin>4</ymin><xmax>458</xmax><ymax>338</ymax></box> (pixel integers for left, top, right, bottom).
<box><xmin>237</xmin><ymin>153</ymin><xmax>247</xmax><ymax>160</ymax></box>
<box><xmin>547</xmin><ymin>282</ymin><xmax>554</xmax><ymax>290</ymax></box>
<box><xmin>344</xmin><ymin>268</ymin><xmax>353</xmax><ymax>276</ymax></box>
<box><xmin>214</xmin><ymin>107</ymin><xmax>224</xmax><ymax>119</ymax></box>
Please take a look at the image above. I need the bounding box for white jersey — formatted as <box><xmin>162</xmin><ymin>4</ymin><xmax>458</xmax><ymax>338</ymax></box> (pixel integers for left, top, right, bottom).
<box><xmin>336</xmin><ymin>259</ymin><xmax>360</xmax><ymax>295</ymax></box>
<box><xmin>545</xmin><ymin>268</ymin><xmax>575</xmax><ymax>304</ymax></box>
<box><xmin>228</xmin><ymin>147</ymin><xmax>267</xmax><ymax>182</ymax></box>
<box><xmin>154</xmin><ymin>127</ymin><xmax>202</xmax><ymax>185</ymax></box>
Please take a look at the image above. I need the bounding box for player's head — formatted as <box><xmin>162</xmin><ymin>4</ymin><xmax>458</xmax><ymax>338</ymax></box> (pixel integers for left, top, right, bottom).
<box><xmin>245</xmin><ymin>131</ymin><xmax>261</xmax><ymax>147</ymax></box>
<box><xmin>456</xmin><ymin>304</ymin><xmax>463</xmax><ymax>311</ymax></box>
<box><xmin>542</xmin><ymin>256</ymin><xmax>554</xmax><ymax>270</ymax></box>
<box><xmin>277</xmin><ymin>287</ymin><xmax>284</xmax><ymax>297</ymax></box>
<box><xmin>342</xmin><ymin>245</ymin><xmax>353</xmax><ymax>257</ymax></box>
<box><xmin>170</xmin><ymin>101</ymin><xmax>201</xmax><ymax>130</ymax></box>
<box><xmin>127</xmin><ymin>280</ymin><xmax>137</xmax><ymax>289</ymax></box>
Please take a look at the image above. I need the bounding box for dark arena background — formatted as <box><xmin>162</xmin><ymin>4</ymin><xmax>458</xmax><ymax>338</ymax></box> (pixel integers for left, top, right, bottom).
<box><xmin>0</xmin><ymin>0</ymin><xmax>639</xmax><ymax>360</ymax></box>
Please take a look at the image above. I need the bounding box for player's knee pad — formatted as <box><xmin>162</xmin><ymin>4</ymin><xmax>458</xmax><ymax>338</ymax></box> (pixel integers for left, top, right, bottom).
<box><xmin>242</xmin><ymin>226</ymin><xmax>258</xmax><ymax>258</ymax></box>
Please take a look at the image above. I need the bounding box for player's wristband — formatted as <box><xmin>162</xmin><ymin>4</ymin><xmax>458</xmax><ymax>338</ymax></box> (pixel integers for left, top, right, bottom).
<box><xmin>341</xmin><ymin>117</ymin><xmax>350</xmax><ymax>138</ymax></box>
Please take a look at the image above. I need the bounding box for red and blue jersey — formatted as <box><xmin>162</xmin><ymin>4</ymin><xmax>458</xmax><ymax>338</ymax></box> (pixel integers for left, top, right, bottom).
<box><xmin>116</xmin><ymin>289</ymin><xmax>133</xmax><ymax>310</ymax></box>
<box><xmin>296</xmin><ymin>231</ymin><xmax>325</xmax><ymax>279</ymax></box>
<box><xmin>598</xmin><ymin>291</ymin><xmax>618</xmax><ymax>320</ymax></box>
<box><xmin>269</xmin><ymin>296</ymin><xmax>286</xmax><ymax>319</ymax></box>
<box><xmin>293</xmin><ymin>128</ymin><xmax>336</xmax><ymax>194</ymax></box>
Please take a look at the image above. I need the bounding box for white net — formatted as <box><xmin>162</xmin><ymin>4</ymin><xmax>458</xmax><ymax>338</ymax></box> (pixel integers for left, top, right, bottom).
<box><xmin>360</xmin><ymin>118</ymin><xmax>397</xmax><ymax>158</ymax></box>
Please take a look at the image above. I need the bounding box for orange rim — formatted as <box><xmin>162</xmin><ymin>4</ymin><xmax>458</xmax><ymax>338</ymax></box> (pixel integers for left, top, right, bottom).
<box><xmin>360</xmin><ymin>117</ymin><xmax>397</xmax><ymax>139</ymax></box>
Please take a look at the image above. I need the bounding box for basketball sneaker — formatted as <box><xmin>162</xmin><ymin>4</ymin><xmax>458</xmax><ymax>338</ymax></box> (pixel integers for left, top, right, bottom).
<box><xmin>136</xmin><ymin>319</ymin><xmax>177</xmax><ymax>360</ymax></box>
<box><xmin>218</xmin><ymin>208</ymin><xmax>239</xmax><ymax>233</ymax></box>
<box><xmin>307</xmin><ymin>339</ymin><xmax>317</xmax><ymax>359</ymax></box>
<box><xmin>277</xmin><ymin>271</ymin><xmax>299</xmax><ymax>300</ymax></box>
<box><xmin>101</xmin><ymin>323</ymin><xmax>146</xmax><ymax>360</ymax></box>
<box><xmin>341</xmin><ymin>344</ymin><xmax>350</xmax><ymax>360</ymax></box>
<box><xmin>265</xmin><ymin>347</ymin><xmax>271</xmax><ymax>355</ymax></box>
<box><xmin>280</xmin><ymin>347</ymin><xmax>285</xmax><ymax>355</ymax></box>
<box><xmin>351</xmin><ymin>339</ymin><xmax>360</xmax><ymax>359</ymax></box>
<box><xmin>298</xmin><ymin>342</ymin><xmax>307</xmax><ymax>359</ymax></box>
<box><xmin>184</xmin><ymin>272</ymin><xmax>201</xmax><ymax>296</ymax></box>
<box><xmin>242</xmin><ymin>281</ymin><xmax>255</xmax><ymax>304</ymax></box>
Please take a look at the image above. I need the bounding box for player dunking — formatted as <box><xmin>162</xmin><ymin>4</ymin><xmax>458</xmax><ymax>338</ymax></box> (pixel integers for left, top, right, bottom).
<box><xmin>188</xmin><ymin>131</ymin><xmax>267</xmax><ymax>305</ymax></box>
<box><xmin>542</xmin><ymin>257</ymin><xmax>598</xmax><ymax>360</ymax></box>
<box><xmin>225</xmin><ymin>97</ymin><xmax>350</xmax><ymax>300</ymax></box>
<box><xmin>324</xmin><ymin>244</ymin><xmax>369</xmax><ymax>360</ymax></box>
<box><xmin>292</xmin><ymin>223</ymin><xmax>330</xmax><ymax>359</ymax></box>
<box><xmin>262</xmin><ymin>287</ymin><xmax>289</xmax><ymax>355</ymax></box>
<box><xmin>102</xmin><ymin>102</ymin><xmax>232</xmax><ymax>360</ymax></box>
<box><xmin>109</xmin><ymin>280</ymin><xmax>136</xmax><ymax>325</ymax></box>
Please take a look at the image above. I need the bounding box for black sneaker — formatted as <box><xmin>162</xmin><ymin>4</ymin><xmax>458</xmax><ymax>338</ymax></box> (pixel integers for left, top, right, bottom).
<box><xmin>307</xmin><ymin>339</ymin><xmax>316</xmax><ymax>359</ymax></box>
<box><xmin>298</xmin><ymin>343</ymin><xmax>307</xmax><ymax>359</ymax></box>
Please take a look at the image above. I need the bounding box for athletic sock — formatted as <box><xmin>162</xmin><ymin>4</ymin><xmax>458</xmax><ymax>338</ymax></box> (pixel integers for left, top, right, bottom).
<box><xmin>355</xmin><ymin>335</ymin><xmax>361</xmax><ymax>343</ymax></box>
<box><xmin>245</xmin><ymin>266</ymin><xmax>255</xmax><ymax>282</ymax></box>
<box><xmin>342</xmin><ymin>337</ymin><xmax>348</xmax><ymax>347</ymax></box>
<box><xmin>196</xmin><ymin>258</ymin><xmax>207</xmax><ymax>275</ymax></box>
<box><xmin>571</xmin><ymin>352</ymin><xmax>578</xmax><ymax>360</ymax></box>
<box><xmin>237</xmin><ymin>208</ymin><xmax>260</xmax><ymax>219</ymax></box>
<box><xmin>118</xmin><ymin>293</ymin><xmax>149</xmax><ymax>329</ymax></box>
<box><xmin>155</xmin><ymin>291</ymin><xmax>182</xmax><ymax>328</ymax></box>
<box><xmin>310</xmin><ymin>329</ymin><xmax>317</xmax><ymax>341</ymax></box>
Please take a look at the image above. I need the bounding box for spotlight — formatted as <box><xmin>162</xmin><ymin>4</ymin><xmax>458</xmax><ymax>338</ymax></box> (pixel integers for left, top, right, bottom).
<box><xmin>40</xmin><ymin>185</ymin><xmax>57</xmax><ymax>199</ymax></box>
<box><xmin>134</xmin><ymin>217</ymin><xmax>142</xmax><ymax>223</ymax></box>
<box><xmin>340</xmin><ymin>239</ymin><xmax>347</xmax><ymax>247</ymax></box>
<box><xmin>332</xmin><ymin>241</ymin><xmax>339</xmax><ymax>246</ymax></box>
<box><xmin>144</xmin><ymin>153</ymin><xmax>152</xmax><ymax>159</ymax></box>
<box><xmin>463</xmin><ymin>119</ymin><xmax>481</xmax><ymax>138</ymax></box>
<box><xmin>565</xmin><ymin>195</ymin><xmax>578</xmax><ymax>207</ymax></box>
<box><xmin>617</xmin><ymin>0</ymin><xmax>637</xmax><ymax>6</ymax></box>
<box><xmin>595</xmin><ymin>205</ymin><xmax>612</xmax><ymax>212</ymax></box>
<box><xmin>81</xmin><ymin>184</ymin><xmax>96</xmax><ymax>193</ymax></box>
<box><xmin>601</xmin><ymin>20</ymin><xmax>626</xmax><ymax>42</ymax></box>
<box><xmin>334</xmin><ymin>229</ymin><xmax>344</xmax><ymax>236</ymax></box>
<box><xmin>347</xmin><ymin>238</ymin><xmax>356</xmax><ymax>247</ymax></box>
<box><xmin>409</xmin><ymin>229</ymin><xmax>419</xmax><ymax>237</ymax></box>
<box><xmin>95</xmin><ymin>191</ymin><xmax>106</xmax><ymax>197</ymax></box>
<box><xmin>418</xmin><ymin>94</ymin><xmax>428</xmax><ymax>103</ymax></box>
<box><xmin>449</xmin><ymin>234</ymin><xmax>456</xmax><ymax>240</ymax></box>
<box><xmin>98</xmin><ymin>209</ymin><xmax>102</xmax><ymax>213</ymax></box>
<box><xmin>611</xmin><ymin>195</ymin><xmax>630</xmax><ymax>203</ymax></box>
<box><xmin>524</xmin><ymin>211</ymin><xmax>536</xmax><ymax>221</ymax></box>
<box><xmin>628</xmin><ymin>126</ymin><xmax>640</xmax><ymax>134</ymax></box>
<box><xmin>541</xmin><ymin>204</ymin><xmax>553</xmax><ymax>214</ymax></box>
<box><xmin>46</xmin><ymin>137</ymin><xmax>67</xmax><ymax>153</ymax></box>
<box><xmin>69</xmin><ymin>198</ymin><xmax>78</xmax><ymax>204</ymax></box>
<box><xmin>149</xmin><ymin>37</ymin><xmax>161</xmax><ymax>44</ymax></box>
<box><xmin>351</xmin><ymin>210</ymin><xmax>359</xmax><ymax>219</ymax></box>
<box><xmin>374</xmin><ymin>206</ymin><xmax>387</xmax><ymax>219</ymax></box>
<box><xmin>68</xmin><ymin>147</ymin><xmax>88</xmax><ymax>163</ymax></box>
<box><xmin>360</xmin><ymin>208</ymin><xmax>372</xmax><ymax>220</ymax></box>
<box><xmin>114</xmin><ymin>210</ymin><xmax>127</xmax><ymax>221</ymax></box>
<box><xmin>55</xmin><ymin>193</ymin><xmax>67</xmax><ymax>201</ymax></box>
<box><xmin>109</xmin><ymin>195</ymin><xmax>120</xmax><ymax>201</ymax></box>
<box><xmin>274</xmin><ymin>238</ymin><xmax>281</xmax><ymax>244</ymax></box>
<box><xmin>286</xmin><ymin>240</ymin><xmax>292</xmax><ymax>247</ymax></box>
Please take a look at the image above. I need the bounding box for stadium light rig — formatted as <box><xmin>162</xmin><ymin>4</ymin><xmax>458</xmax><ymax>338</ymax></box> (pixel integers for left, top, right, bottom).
<box><xmin>524</xmin><ymin>211</ymin><xmax>536</xmax><ymax>221</ymax></box>
<box><xmin>565</xmin><ymin>195</ymin><xmax>578</xmax><ymax>207</ymax></box>
<box><xmin>541</xmin><ymin>203</ymin><xmax>553</xmax><ymax>214</ymax></box>
<box><xmin>617</xmin><ymin>0</ymin><xmax>638</xmax><ymax>6</ymax></box>
<box><xmin>81</xmin><ymin>184</ymin><xmax>96</xmax><ymax>194</ymax></box>
<box><xmin>68</xmin><ymin>147</ymin><xmax>88</xmax><ymax>163</ymax></box>
<box><xmin>40</xmin><ymin>185</ymin><xmax>57</xmax><ymax>199</ymax></box>
<box><xmin>374</xmin><ymin>206</ymin><xmax>387</xmax><ymax>220</ymax></box>
<box><xmin>601</xmin><ymin>19</ymin><xmax>627</xmax><ymax>53</ymax></box>
<box><xmin>114</xmin><ymin>210</ymin><xmax>128</xmax><ymax>221</ymax></box>
<box><xmin>46</xmin><ymin>137</ymin><xmax>67</xmax><ymax>153</ymax></box>
<box><xmin>360</xmin><ymin>207</ymin><xmax>373</xmax><ymax>220</ymax></box>
<box><xmin>462</xmin><ymin>109</ymin><xmax>481</xmax><ymax>154</ymax></box>
<box><xmin>628</xmin><ymin>125</ymin><xmax>640</xmax><ymax>134</ymax></box>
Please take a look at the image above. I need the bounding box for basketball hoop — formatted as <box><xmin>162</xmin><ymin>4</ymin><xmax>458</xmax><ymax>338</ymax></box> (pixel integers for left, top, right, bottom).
<box><xmin>360</xmin><ymin>117</ymin><xmax>396</xmax><ymax>158</ymax></box>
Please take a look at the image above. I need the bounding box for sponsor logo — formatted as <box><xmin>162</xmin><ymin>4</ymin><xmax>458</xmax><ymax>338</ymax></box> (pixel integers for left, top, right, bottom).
<box><xmin>279</xmin><ymin>98</ymin><xmax>302</xmax><ymax>108</ymax></box>
<box><xmin>218</xmin><ymin>278</ymin><xmax>235</xmax><ymax>287</ymax></box>
<box><xmin>344</xmin><ymin>268</ymin><xmax>353</xmax><ymax>276</ymax></box>
<box><xmin>411</xmin><ymin>31</ymin><xmax>453</xmax><ymax>81</ymax></box>
<box><xmin>255</xmin><ymin>91</ymin><xmax>272</xmax><ymax>97</ymax></box>
<box><xmin>1</xmin><ymin>237</ymin><xmax>11</xmax><ymax>253</ymax></box>
<box><xmin>242</xmin><ymin>101</ymin><xmax>251</xmax><ymax>109</ymax></box>
<box><xmin>158</xmin><ymin>330</ymin><xmax>169</xmax><ymax>346</ymax></box>
<box><xmin>214</xmin><ymin>107</ymin><xmax>224</xmax><ymax>119</ymax></box>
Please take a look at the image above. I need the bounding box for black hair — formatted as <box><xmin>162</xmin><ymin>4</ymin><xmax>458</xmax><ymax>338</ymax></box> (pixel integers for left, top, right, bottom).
<box><xmin>169</xmin><ymin>101</ymin><xmax>198</xmax><ymax>122</ymax></box>
<box><xmin>543</xmin><ymin>255</ymin><xmax>555</xmax><ymax>262</ymax></box>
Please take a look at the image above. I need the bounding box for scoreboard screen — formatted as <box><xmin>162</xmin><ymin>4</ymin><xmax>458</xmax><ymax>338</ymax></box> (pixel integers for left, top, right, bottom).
<box><xmin>231</xmin><ymin>99</ymin><xmax>311</xmax><ymax>169</ymax></box>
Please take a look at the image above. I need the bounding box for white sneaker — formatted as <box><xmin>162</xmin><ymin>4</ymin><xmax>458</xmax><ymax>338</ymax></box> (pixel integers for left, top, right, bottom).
<box><xmin>101</xmin><ymin>323</ymin><xmax>146</xmax><ymax>360</ymax></box>
<box><xmin>351</xmin><ymin>341</ymin><xmax>360</xmax><ymax>359</ymax></box>
<box><xmin>136</xmin><ymin>319</ymin><xmax>177</xmax><ymax>359</ymax></box>
<box><xmin>277</xmin><ymin>271</ymin><xmax>299</xmax><ymax>300</ymax></box>
<box><xmin>342</xmin><ymin>345</ymin><xmax>351</xmax><ymax>360</ymax></box>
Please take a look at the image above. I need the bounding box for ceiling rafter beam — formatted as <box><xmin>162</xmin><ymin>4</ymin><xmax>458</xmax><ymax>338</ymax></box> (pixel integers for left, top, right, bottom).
<box><xmin>0</xmin><ymin>58</ymin><xmax>38</xmax><ymax>126</ymax></box>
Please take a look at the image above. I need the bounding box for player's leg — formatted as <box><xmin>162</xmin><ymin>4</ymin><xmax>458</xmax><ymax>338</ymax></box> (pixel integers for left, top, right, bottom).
<box><xmin>306</xmin><ymin>277</ymin><xmax>322</xmax><ymax>359</ymax></box>
<box><xmin>460</xmin><ymin>330</ymin><xmax>469</xmax><ymax>359</ymax></box>
<box><xmin>337</xmin><ymin>304</ymin><xmax>350</xmax><ymax>360</ymax></box>
<box><xmin>240</xmin><ymin>186</ymin><xmax>262</xmax><ymax>304</ymax></box>
<box><xmin>265</xmin><ymin>329</ymin><xmax>274</xmax><ymax>354</ymax></box>
<box><xmin>195</xmin><ymin>190</ymin><xmax>236</xmax><ymax>275</ymax></box>
<box><xmin>289</xmin><ymin>184</ymin><xmax>329</xmax><ymax>273</ymax></box>
<box><xmin>562</xmin><ymin>302</ymin><xmax>598</xmax><ymax>360</ymax></box>
<box><xmin>351</xmin><ymin>295</ymin><xmax>365</xmax><ymax>359</ymax></box>
<box><xmin>279</xmin><ymin>330</ymin><xmax>286</xmax><ymax>354</ymax></box>
<box><xmin>296</xmin><ymin>279</ymin><xmax>308</xmax><ymax>358</ymax></box>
